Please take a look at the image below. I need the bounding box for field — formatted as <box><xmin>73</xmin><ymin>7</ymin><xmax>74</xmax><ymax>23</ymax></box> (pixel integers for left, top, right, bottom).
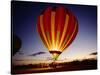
<box><xmin>12</xmin><ymin>58</ymin><xmax>97</xmax><ymax>74</ymax></box>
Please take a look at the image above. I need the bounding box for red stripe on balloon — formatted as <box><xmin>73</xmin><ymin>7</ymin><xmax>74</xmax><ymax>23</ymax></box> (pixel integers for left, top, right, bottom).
<box><xmin>43</xmin><ymin>7</ymin><xmax>52</xmax><ymax>41</ymax></box>
<box><xmin>55</xmin><ymin>6</ymin><xmax>66</xmax><ymax>41</ymax></box>
<box><xmin>62</xmin><ymin>11</ymin><xmax>75</xmax><ymax>45</ymax></box>
<box><xmin>66</xmin><ymin>22</ymin><xmax>78</xmax><ymax>48</ymax></box>
<box><xmin>43</xmin><ymin>7</ymin><xmax>52</xmax><ymax>31</ymax></box>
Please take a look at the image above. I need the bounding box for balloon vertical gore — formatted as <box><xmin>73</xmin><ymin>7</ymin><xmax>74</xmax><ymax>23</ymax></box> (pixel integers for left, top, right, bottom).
<box><xmin>37</xmin><ymin>6</ymin><xmax>78</xmax><ymax>60</ymax></box>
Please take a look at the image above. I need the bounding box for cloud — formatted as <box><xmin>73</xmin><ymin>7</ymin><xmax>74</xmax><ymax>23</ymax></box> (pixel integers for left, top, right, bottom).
<box><xmin>28</xmin><ymin>52</ymin><xmax>46</xmax><ymax>56</ymax></box>
<box><xmin>89</xmin><ymin>52</ymin><xmax>97</xmax><ymax>55</ymax></box>
<box><xmin>18</xmin><ymin>52</ymin><xmax>24</xmax><ymax>55</ymax></box>
<box><xmin>17</xmin><ymin>51</ymin><xmax>24</xmax><ymax>55</ymax></box>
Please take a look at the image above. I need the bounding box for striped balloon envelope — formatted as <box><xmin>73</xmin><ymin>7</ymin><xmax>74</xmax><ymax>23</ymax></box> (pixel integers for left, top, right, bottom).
<box><xmin>37</xmin><ymin>6</ymin><xmax>78</xmax><ymax>60</ymax></box>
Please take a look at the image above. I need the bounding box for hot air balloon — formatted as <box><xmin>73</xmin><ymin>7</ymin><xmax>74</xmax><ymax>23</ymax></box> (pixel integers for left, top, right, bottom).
<box><xmin>37</xmin><ymin>6</ymin><xmax>78</xmax><ymax>60</ymax></box>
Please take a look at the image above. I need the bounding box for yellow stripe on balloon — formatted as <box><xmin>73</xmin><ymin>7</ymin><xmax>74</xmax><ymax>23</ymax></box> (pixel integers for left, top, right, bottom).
<box><xmin>58</xmin><ymin>14</ymin><xmax>69</xmax><ymax>50</ymax></box>
<box><xmin>60</xmin><ymin>34</ymin><xmax>69</xmax><ymax>50</ymax></box>
<box><xmin>40</xmin><ymin>15</ymin><xmax>50</xmax><ymax>49</ymax></box>
<box><xmin>61</xmin><ymin>22</ymin><xmax>77</xmax><ymax>50</ymax></box>
<box><xmin>55</xmin><ymin>31</ymin><xmax>60</xmax><ymax>50</ymax></box>
<box><xmin>51</xmin><ymin>11</ymin><xmax>56</xmax><ymax>49</ymax></box>
<box><xmin>46</xmin><ymin>32</ymin><xmax>52</xmax><ymax>50</ymax></box>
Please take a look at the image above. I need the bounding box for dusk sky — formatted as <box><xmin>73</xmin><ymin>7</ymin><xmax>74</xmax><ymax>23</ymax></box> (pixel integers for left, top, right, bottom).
<box><xmin>12</xmin><ymin>1</ymin><xmax>97</xmax><ymax>64</ymax></box>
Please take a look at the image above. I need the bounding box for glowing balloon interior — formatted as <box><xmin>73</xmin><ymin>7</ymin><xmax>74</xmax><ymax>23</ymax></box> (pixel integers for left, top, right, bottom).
<box><xmin>37</xmin><ymin>6</ymin><xmax>78</xmax><ymax>60</ymax></box>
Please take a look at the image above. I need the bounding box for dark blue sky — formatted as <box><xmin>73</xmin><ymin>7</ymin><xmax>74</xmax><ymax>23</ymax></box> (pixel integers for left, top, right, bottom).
<box><xmin>12</xmin><ymin>1</ymin><xmax>97</xmax><ymax>62</ymax></box>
